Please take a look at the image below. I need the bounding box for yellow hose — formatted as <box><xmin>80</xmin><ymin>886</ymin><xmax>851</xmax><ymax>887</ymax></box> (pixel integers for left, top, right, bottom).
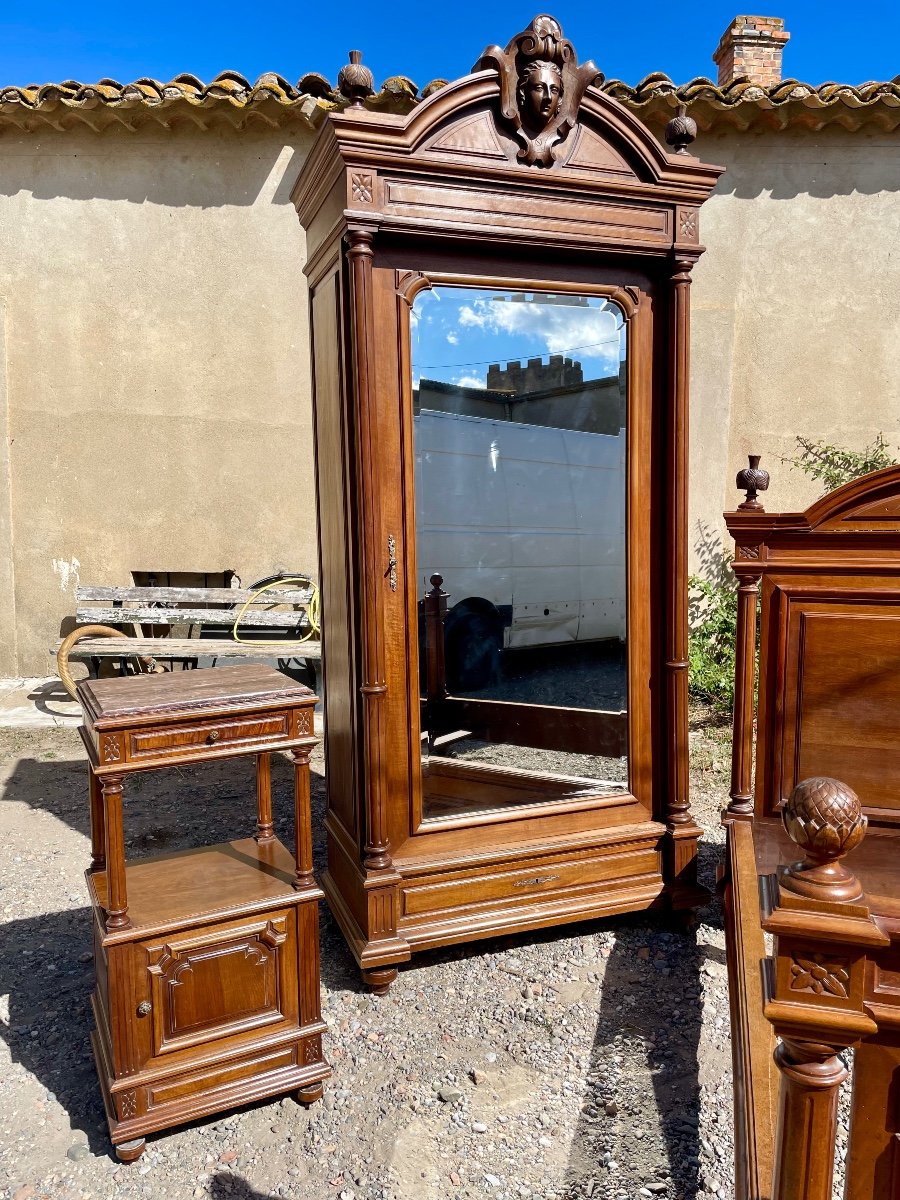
<box><xmin>230</xmin><ymin>577</ymin><xmax>320</xmax><ymax>648</ymax></box>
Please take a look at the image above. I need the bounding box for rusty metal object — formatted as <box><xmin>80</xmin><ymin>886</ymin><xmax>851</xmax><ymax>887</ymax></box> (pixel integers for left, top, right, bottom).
<box><xmin>56</xmin><ymin>624</ymin><xmax>164</xmax><ymax>701</ymax></box>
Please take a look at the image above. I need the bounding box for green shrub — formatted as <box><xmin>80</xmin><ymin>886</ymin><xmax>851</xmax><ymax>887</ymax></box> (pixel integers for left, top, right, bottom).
<box><xmin>784</xmin><ymin>433</ymin><xmax>897</xmax><ymax>493</ymax></box>
<box><xmin>688</xmin><ymin>572</ymin><xmax>737</xmax><ymax>714</ymax></box>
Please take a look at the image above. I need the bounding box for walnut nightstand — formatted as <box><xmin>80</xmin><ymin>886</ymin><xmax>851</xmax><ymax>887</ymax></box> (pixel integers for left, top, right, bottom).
<box><xmin>76</xmin><ymin>663</ymin><xmax>329</xmax><ymax>1162</ymax></box>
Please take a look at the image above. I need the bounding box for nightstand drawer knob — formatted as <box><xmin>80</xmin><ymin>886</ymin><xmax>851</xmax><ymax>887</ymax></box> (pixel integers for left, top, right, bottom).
<box><xmin>137</xmin><ymin>1001</ymin><xmax>152</xmax><ymax>1017</ymax></box>
<box><xmin>207</xmin><ymin>730</ymin><xmax>220</xmax><ymax>743</ymax></box>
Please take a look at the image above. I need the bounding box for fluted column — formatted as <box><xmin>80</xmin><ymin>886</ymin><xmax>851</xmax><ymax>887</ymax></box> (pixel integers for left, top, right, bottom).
<box><xmin>772</xmin><ymin>1037</ymin><xmax>847</xmax><ymax>1200</ymax></box>
<box><xmin>347</xmin><ymin>228</ymin><xmax>392</xmax><ymax>873</ymax></box>
<box><xmin>727</xmin><ymin>568</ymin><xmax>761</xmax><ymax>819</ymax></box>
<box><xmin>665</xmin><ymin>255</ymin><xmax>696</xmax><ymax>832</ymax></box>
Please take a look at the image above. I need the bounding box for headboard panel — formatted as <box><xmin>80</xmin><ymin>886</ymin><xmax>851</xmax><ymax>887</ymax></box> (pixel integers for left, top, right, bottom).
<box><xmin>726</xmin><ymin>463</ymin><xmax>900</xmax><ymax>825</ymax></box>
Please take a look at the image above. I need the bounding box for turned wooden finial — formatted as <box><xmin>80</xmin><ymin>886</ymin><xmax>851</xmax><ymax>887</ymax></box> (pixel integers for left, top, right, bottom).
<box><xmin>780</xmin><ymin>776</ymin><xmax>867</xmax><ymax>903</ymax></box>
<box><xmin>338</xmin><ymin>49</ymin><xmax>375</xmax><ymax>108</ymax></box>
<box><xmin>736</xmin><ymin>453</ymin><xmax>770</xmax><ymax>511</ymax></box>
<box><xmin>665</xmin><ymin>103</ymin><xmax>697</xmax><ymax>155</ymax></box>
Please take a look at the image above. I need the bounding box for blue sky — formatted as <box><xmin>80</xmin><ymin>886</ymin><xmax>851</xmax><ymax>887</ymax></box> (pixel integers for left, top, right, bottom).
<box><xmin>413</xmin><ymin>289</ymin><xmax>625</xmax><ymax>391</ymax></box>
<box><xmin>1</xmin><ymin>2</ymin><xmax>898</xmax><ymax>90</ymax></box>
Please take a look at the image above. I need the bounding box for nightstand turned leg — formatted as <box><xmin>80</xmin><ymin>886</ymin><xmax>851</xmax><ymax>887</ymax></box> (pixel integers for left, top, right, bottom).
<box><xmin>255</xmin><ymin>752</ymin><xmax>275</xmax><ymax>842</ymax></box>
<box><xmin>102</xmin><ymin>775</ymin><xmax>130</xmax><ymax>931</ymax></box>
<box><xmin>291</xmin><ymin>748</ymin><xmax>314</xmax><ymax>890</ymax></box>
<box><xmin>89</xmin><ymin>766</ymin><xmax>106</xmax><ymax>872</ymax></box>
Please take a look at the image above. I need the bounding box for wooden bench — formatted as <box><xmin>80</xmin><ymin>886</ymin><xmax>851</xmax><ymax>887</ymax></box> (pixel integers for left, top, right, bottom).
<box><xmin>53</xmin><ymin>584</ymin><xmax>321</xmax><ymax>691</ymax></box>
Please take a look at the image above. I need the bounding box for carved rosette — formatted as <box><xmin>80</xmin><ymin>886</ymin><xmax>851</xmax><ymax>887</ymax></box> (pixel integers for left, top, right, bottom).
<box><xmin>789</xmin><ymin>952</ymin><xmax>850</xmax><ymax>999</ymax></box>
<box><xmin>677</xmin><ymin>207</ymin><xmax>698</xmax><ymax>241</ymax></box>
<box><xmin>101</xmin><ymin>734</ymin><xmax>122</xmax><ymax>764</ymax></box>
<box><xmin>351</xmin><ymin>173</ymin><xmax>373</xmax><ymax>204</ymax></box>
<box><xmin>475</xmin><ymin>15</ymin><xmax>601</xmax><ymax>167</ymax></box>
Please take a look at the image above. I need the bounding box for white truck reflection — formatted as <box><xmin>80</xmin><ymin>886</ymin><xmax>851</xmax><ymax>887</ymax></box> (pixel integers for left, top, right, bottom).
<box><xmin>415</xmin><ymin>408</ymin><xmax>625</xmax><ymax>688</ymax></box>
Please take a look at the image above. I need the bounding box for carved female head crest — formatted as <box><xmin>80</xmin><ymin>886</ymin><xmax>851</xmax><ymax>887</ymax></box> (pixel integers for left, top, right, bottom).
<box><xmin>475</xmin><ymin>14</ymin><xmax>602</xmax><ymax>167</ymax></box>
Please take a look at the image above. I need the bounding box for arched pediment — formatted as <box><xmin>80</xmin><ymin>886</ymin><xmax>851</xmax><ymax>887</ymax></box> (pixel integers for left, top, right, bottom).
<box><xmin>293</xmin><ymin>15</ymin><xmax>723</xmax><ymax>263</ymax></box>
<box><xmin>804</xmin><ymin>465</ymin><xmax>900</xmax><ymax>532</ymax></box>
<box><xmin>338</xmin><ymin>16</ymin><xmax>712</xmax><ymax>192</ymax></box>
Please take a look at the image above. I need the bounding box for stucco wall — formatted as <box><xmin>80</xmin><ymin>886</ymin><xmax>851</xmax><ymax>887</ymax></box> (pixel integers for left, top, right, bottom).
<box><xmin>0</xmin><ymin>124</ymin><xmax>316</xmax><ymax>675</ymax></box>
<box><xmin>690</xmin><ymin>124</ymin><xmax>900</xmax><ymax>570</ymax></box>
<box><xmin>0</xmin><ymin>117</ymin><xmax>897</xmax><ymax>675</ymax></box>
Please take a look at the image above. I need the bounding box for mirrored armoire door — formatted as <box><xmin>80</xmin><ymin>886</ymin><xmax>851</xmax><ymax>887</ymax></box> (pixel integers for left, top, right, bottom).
<box><xmin>407</xmin><ymin>282</ymin><xmax>635</xmax><ymax>826</ymax></box>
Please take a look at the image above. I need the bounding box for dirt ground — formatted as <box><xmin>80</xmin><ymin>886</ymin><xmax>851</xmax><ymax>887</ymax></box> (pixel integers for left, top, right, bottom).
<box><xmin>0</xmin><ymin>713</ymin><xmax>738</xmax><ymax>1200</ymax></box>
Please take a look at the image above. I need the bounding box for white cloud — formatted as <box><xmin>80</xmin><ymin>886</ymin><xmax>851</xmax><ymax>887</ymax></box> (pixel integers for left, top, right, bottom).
<box><xmin>446</xmin><ymin>331</ymin><xmax>459</xmax><ymax>345</ymax></box>
<box><xmin>456</xmin><ymin>296</ymin><xmax>621</xmax><ymax>365</ymax></box>
<box><xmin>454</xmin><ymin>373</ymin><xmax>486</xmax><ymax>390</ymax></box>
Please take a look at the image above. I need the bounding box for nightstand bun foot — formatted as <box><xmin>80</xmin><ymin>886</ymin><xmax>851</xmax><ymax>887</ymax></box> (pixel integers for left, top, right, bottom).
<box><xmin>296</xmin><ymin>1081</ymin><xmax>324</xmax><ymax>1106</ymax></box>
<box><xmin>115</xmin><ymin>1138</ymin><xmax>146</xmax><ymax>1163</ymax></box>
<box><xmin>361</xmin><ymin>966</ymin><xmax>397</xmax><ymax>995</ymax></box>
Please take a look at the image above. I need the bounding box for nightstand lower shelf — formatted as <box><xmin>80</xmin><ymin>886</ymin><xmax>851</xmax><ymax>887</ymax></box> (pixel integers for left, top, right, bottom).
<box><xmin>88</xmin><ymin>837</ymin><xmax>328</xmax><ymax>1148</ymax></box>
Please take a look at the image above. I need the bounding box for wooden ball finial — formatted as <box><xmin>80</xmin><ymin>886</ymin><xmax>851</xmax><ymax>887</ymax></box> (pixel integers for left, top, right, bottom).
<box><xmin>665</xmin><ymin>103</ymin><xmax>697</xmax><ymax>155</ymax></box>
<box><xmin>780</xmin><ymin>776</ymin><xmax>867</xmax><ymax>903</ymax></box>
<box><xmin>338</xmin><ymin>50</ymin><xmax>375</xmax><ymax>108</ymax></box>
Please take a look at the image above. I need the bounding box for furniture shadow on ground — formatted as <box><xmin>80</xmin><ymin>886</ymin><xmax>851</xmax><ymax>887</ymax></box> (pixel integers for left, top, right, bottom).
<box><xmin>561</xmin><ymin>840</ymin><xmax>725</xmax><ymax>1200</ymax></box>
<box><xmin>209</xmin><ymin>1175</ymin><xmax>276</xmax><ymax>1199</ymax></box>
<box><xmin>0</xmin><ymin>906</ymin><xmax>111</xmax><ymax>1155</ymax></box>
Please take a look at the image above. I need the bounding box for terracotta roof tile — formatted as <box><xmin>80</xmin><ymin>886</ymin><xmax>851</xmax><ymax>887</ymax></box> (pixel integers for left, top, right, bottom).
<box><xmin>1</xmin><ymin>68</ymin><xmax>898</xmax><ymax>133</ymax></box>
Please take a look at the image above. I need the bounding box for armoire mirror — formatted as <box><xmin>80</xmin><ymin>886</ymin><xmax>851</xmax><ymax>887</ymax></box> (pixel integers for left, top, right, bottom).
<box><xmin>412</xmin><ymin>285</ymin><xmax>628</xmax><ymax>821</ymax></box>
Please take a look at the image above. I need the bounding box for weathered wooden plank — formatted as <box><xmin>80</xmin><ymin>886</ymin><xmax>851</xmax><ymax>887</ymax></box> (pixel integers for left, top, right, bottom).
<box><xmin>77</xmin><ymin>585</ymin><xmax>313</xmax><ymax>604</ymax></box>
<box><xmin>75</xmin><ymin>607</ymin><xmax>311</xmax><ymax>628</ymax></box>
<box><xmin>53</xmin><ymin>637</ymin><xmax>322</xmax><ymax>659</ymax></box>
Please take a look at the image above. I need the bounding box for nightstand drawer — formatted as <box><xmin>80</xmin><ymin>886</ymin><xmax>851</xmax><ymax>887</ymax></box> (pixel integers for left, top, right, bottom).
<box><xmin>127</xmin><ymin>712</ymin><xmax>289</xmax><ymax>761</ymax></box>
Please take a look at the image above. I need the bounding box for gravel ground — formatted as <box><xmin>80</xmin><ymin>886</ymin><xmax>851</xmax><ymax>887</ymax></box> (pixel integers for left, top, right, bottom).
<box><xmin>0</xmin><ymin>712</ymin><xmax>750</xmax><ymax>1200</ymax></box>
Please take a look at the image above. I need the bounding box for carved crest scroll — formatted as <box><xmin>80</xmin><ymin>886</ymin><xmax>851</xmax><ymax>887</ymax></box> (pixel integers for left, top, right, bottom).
<box><xmin>474</xmin><ymin>14</ymin><xmax>602</xmax><ymax>167</ymax></box>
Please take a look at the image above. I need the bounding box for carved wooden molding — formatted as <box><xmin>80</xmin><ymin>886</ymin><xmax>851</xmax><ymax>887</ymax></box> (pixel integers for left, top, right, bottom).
<box><xmin>738</xmin><ymin>544</ymin><xmax>761</xmax><ymax>560</ymax></box>
<box><xmin>118</xmin><ymin>1089</ymin><xmax>137</xmax><ymax>1118</ymax></box>
<box><xmin>395</xmin><ymin>270</ymin><xmax>433</xmax><ymax>308</ymax></box>
<box><xmin>474</xmin><ymin>15</ymin><xmax>600</xmax><ymax>167</ymax></box>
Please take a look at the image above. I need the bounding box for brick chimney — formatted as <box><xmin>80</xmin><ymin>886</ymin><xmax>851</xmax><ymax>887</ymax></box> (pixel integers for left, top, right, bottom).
<box><xmin>713</xmin><ymin>16</ymin><xmax>790</xmax><ymax>88</ymax></box>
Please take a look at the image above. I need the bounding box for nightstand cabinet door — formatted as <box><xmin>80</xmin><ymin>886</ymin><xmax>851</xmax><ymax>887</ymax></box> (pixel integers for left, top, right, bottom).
<box><xmin>137</xmin><ymin>909</ymin><xmax>301</xmax><ymax>1070</ymax></box>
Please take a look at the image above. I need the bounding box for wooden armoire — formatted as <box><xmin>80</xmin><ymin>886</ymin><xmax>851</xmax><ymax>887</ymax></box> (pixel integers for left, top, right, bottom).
<box><xmin>293</xmin><ymin>16</ymin><xmax>723</xmax><ymax>990</ymax></box>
